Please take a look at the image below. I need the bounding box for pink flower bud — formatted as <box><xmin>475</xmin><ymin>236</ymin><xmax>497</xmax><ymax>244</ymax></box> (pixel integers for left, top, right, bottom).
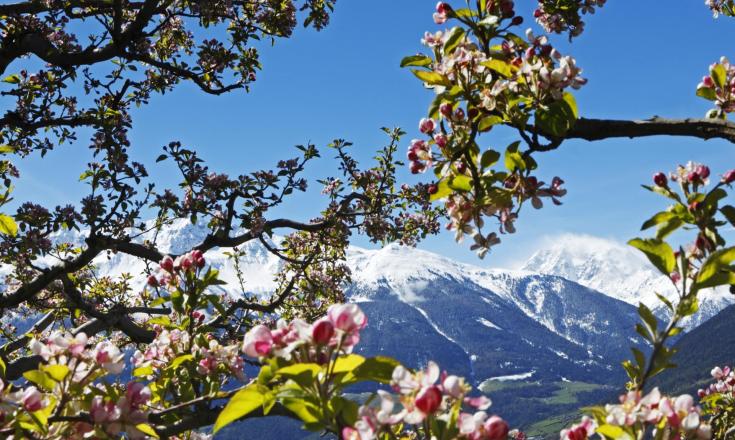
<box><xmin>484</xmin><ymin>415</ymin><xmax>509</xmax><ymax>440</ymax></box>
<box><xmin>125</xmin><ymin>382</ymin><xmax>151</xmax><ymax>408</ymax></box>
<box><xmin>311</xmin><ymin>318</ymin><xmax>335</xmax><ymax>345</ymax></box>
<box><xmin>22</xmin><ymin>387</ymin><xmax>44</xmax><ymax>412</ymax></box>
<box><xmin>697</xmin><ymin>164</ymin><xmax>711</xmax><ymax>179</ymax></box>
<box><xmin>440</xmin><ymin>103</ymin><xmax>453</xmax><ymax>117</ymax></box>
<box><xmin>160</xmin><ymin>256</ymin><xmax>174</xmax><ymax>272</ymax></box>
<box><xmin>723</xmin><ymin>169</ymin><xmax>735</xmax><ymax>184</ymax></box>
<box><xmin>419</xmin><ymin>118</ymin><xmax>436</xmax><ymax>134</ymax></box>
<box><xmin>342</xmin><ymin>427</ymin><xmax>359</xmax><ymax>440</ymax></box>
<box><xmin>670</xmin><ymin>271</ymin><xmax>682</xmax><ymax>284</ymax></box>
<box><xmin>653</xmin><ymin>172</ymin><xmax>668</xmax><ymax>187</ymax></box>
<box><xmin>436</xmin><ymin>2</ymin><xmax>450</xmax><ymax>14</ymax></box>
<box><xmin>703</xmin><ymin>76</ymin><xmax>715</xmax><ymax>88</ymax></box>
<box><xmin>428</xmin><ymin>184</ymin><xmax>438</xmax><ymax>195</ymax></box>
<box><xmin>147</xmin><ymin>275</ymin><xmax>159</xmax><ymax>287</ymax></box>
<box><xmin>434</xmin><ymin>133</ymin><xmax>448</xmax><ymax>148</ymax></box>
<box><xmin>410</xmin><ymin>161</ymin><xmax>424</xmax><ymax>174</ymax></box>
<box><xmin>191</xmin><ymin>249</ymin><xmax>206</xmax><ymax>268</ymax></box>
<box><xmin>415</xmin><ymin>385</ymin><xmax>442</xmax><ymax>414</ymax></box>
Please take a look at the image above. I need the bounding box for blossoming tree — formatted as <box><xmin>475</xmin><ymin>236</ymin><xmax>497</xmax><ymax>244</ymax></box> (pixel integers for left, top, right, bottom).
<box><xmin>0</xmin><ymin>0</ymin><xmax>734</xmax><ymax>439</ymax></box>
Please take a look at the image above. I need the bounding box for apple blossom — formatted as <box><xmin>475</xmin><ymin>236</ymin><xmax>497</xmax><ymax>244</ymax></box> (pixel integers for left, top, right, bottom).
<box><xmin>419</xmin><ymin>117</ymin><xmax>436</xmax><ymax>134</ymax></box>
<box><xmin>414</xmin><ymin>385</ymin><xmax>442</xmax><ymax>414</ymax></box>
<box><xmin>242</xmin><ymin>324</ymin><xmax>274</xmax><ymax>357</ymax></box>
<box><xmin>94</xmin><ymin>340</ymin><xmax>125</xmax><ymax>374</ymax></box>
<box><xmin>21</xmin><ymin>386</ymin><xmax>44</xmax><ymax>412</ymax></box>
<box><xmin>310</xmin><ymin>317</ymin><xmax>335</xmax><ymax>345</ymax></box>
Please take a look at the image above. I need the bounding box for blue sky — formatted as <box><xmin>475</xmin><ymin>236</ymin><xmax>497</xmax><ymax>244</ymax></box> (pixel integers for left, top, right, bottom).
<box><xmin>12</xmin><ymin>1</ymin><xmax>735</xmax><ymax>267</ymax></box>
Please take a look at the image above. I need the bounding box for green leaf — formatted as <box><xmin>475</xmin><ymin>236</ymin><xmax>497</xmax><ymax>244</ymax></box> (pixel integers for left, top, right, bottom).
<box><xmin>712</xmin><ymin>64</ymin><xmax>727</xmax><ymax>88</ymax></box>
<box><xmin>696</xmin><ymin>86</ymin><xmax>717</xmax><ymax>101</ymax></box>
<box><xmin>655</xmin><ymin>217</ymin><xmax>683</xmax><ymax>240</ymax></box>
<box><xmin>536</xmin><ymin>93</ymin><xmax>578</xmax><ymax>137</ymax></box>
<box><xmin>595</xmin><ymin>424</ymin><xmax>633</xmax><ymax>440</ymax></box>
<box><xmin>697</xmin><ymin>247</ymin><xmax>735</xmax><ymax>286</ymax></box>
<box><xmin>411</xmin><ymin>70</ymin><xmax>450</xmax><ymax>86</ymax></box>
<box><xmin>443</xmin><ymin>27</ymin><xmax>466</xmax><ymax>55</ymax></box>
<box><xmin>0</xmin><ymin>214</ymin><xmax>18</xmax><ymax>237</ymax></box>
<box><xmin>168</xmin><ymin>354</ymin><xmax>194</xmax><ymax>370</ymax></box>
<box><xmin>277</xmin><ymin>363</ymin><xmax>321</xmax><ymax>387</ymax></box>
<box><xmin>133</xmin><ymin>365</ymin><xmax>154</xmax><ymax>377</ymax></box>
<box><xmin>135</xmin><ymin>424</ymin><xmax>159</xmax><ymax>439</ymax></box>
<box><xmin>481</xmin><ymin>59</ymin><xmax>512</xmax><ymax>78</ymax></box>
<box><xmin>41</xmin><ymin>364</ymin><xmax>69</xmax><ymax>382</ymax></box>
<box><xmin>638</xmin><ymin>303</ymin><xmax>658</xmax><ymax>335</ymax></box>
<box><xmin>213</xmin><ymin>386</ymin><xmax>265</xmax><ymax>433</ymax></box>
<box><xmin>430</xmin><ymin>179</ymin><xmax>453</xmax><ymax>201</ymax></box>
<box><xmin>331</xmin><ymin>354</ymin><xmax>365</xmax><ymax>374</ymax></box>
<box><xmin>2</xmin><ymin>74</ymin><xmax>20</xmax><ymax>84</ymax></box>
<box><xmin>655</xmin><ymin>293</ymin><xmax>674</xmax><ymax>312</ymax></box>
<box><xmin>504</xmin><ymin>141</ymin><xmax>525</xmax><ymax>172</ymax></box>
<box><xmin>721</xmin><ymin>205</ymin><xmax>735</xmax><ymax>226</ymax></box>
<box><xmin>677</xmin><ymin>296</ymin><xmax>699</xmax><ymax>317</ymax></box>
<box><xmin>641</xmin><ymin>211</ymin><xmax>676</xmax><ymax>230</ymax></box>
<box><xmin>628</xmin><ymin>238</ymin><xmax>676</xmax><ymax>275</ymax></box>
<box><xmin>631</xmin><ymin>347</ymin><xmax>646</xmax><ymax>369</ymax></box>
<box><xmin>480</xmin><ymin>149</ymin><xmax>500</xmax><ymax>169</ymax></box>
<box><xmin>478</xmin><ymin>115</ymin><xmax>502</xmax><ymax>132</ymax></box>
<box><xmin>0</xmin><ymin>145</ymin><xmax>15</xmax><ymax>154</ymax></box>
<box><xmin>23</xmin><ymin>370</ymin><xmax>56</xmax><ymax>391</ymax></box>
<box><xmin>349</xmin><ymin>356</ymin><xmax>402</xmax><ymax>384</ymax></box>
<box><xmin>400</xmin><ymin>55</ymin><xmax>432</xmax><ymax>68</ymax></box>
<box><xmin>281</xmin><ymin>398</ymin><xmax>322</xmax><ymax>426</ymax></box>
<box><xmin>448</xmin><ymin>175</ymin><xmax>472</xmax><ymax>192</ymax></box>
<box><xmin>0</xmin><ymin>356</ymin><xmax>5</xmax><ymax>377</ymax></box>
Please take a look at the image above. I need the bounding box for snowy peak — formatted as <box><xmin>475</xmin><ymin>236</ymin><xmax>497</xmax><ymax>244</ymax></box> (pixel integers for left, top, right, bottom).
<box><xmin>520</xmin><ymin>233</ymin><xmax>734</xmax><ymax>327</ymax></box>
<box><xmin>521</xmin><ymin>234</ymin><xmax>661</xmax><ymax>305</ymax></box>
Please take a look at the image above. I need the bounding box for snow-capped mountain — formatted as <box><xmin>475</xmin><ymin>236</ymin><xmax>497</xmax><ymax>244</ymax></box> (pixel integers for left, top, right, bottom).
<box><xmin>520</xmin><ymin>234</ymin><xmax>735</xmax><ymax>328</ymax></box>
<box><xmin>345</xmin><ymin>244</ymin><xmax>639</xmax><ymax>386</ymax></box>
<box><xmin>20</xmin><ymin>222</ymin><xmax>733</xmax><ymax>385</ymax></box>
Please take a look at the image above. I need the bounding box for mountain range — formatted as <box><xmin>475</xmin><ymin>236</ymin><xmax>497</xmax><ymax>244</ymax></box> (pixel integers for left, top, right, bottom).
<box><xmin>7</xmin><ymin>220</ymin><xmax>734</xmax><ymax>437</ymax></box>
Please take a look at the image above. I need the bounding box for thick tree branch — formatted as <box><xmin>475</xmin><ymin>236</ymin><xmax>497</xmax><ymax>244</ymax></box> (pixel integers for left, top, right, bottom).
<box><xmin>560</xmin><ymin>117</ymin><xmax>735</xmax><ymax>144</ymax></box>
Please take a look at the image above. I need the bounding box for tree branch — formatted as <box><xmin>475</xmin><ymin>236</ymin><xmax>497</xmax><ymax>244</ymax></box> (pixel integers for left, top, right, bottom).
<box><xmin>558</xmin><ymin>117</ymin><xmax>735</xmax><ymax>145</ymax></box>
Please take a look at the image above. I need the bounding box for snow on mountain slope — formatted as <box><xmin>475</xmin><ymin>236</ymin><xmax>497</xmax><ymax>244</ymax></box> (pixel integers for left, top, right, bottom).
<box><xmin>4</xmin><ymin>222</ymin><xmax>697</xmax><ymax>385</ymax></box>
<box><xmin>520</xmin><ymin>234</ymin><xmax>734</xmax><ymax>328</ymax></box>
<box><xmin>346</xmin><ymin>243</ymin><xmax>639</xmax><ymax>384</ymax></box>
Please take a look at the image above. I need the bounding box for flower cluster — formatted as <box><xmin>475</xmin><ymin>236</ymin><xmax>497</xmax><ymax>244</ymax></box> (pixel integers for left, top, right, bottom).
<box><xmin>698</xmin><ymin>366</ymin><xmax>735</xmax><ymax>436</ymax></box>
<box><xmin>243</xmin><ymin>303</ymin><xmax>367</xmax><ymax>361</ymax></box>
<box><xmin>706</xmin><ymin>0</ymin><xmax>735</xmax><ymax>17</ymax></box>
<box><xmin>133</xmin><ymin>328</ymin><xmax>192</xmax><ymax>371</ymax></box>
<box><xmin>343</xmin><ymin>360</ymin><xmax>516</xmax><ymax>440</ymax></box>
<box><xmin>148</xmin><ymin>249</ymin><xmax>207</xmax><ymax>287</ymax></box>
<box><xmin>700</xmin><ymin>366</ymin><xmax>735</xmax><ymax>399</ymax></box>
<box><xmin>0</xmin><ymin>330</ymin><xmax>151</xmax><ymax>438</ymax></box>
<box><xmin>697</xmin><ymin>56</ymin><xmax>735</xmax><ymax>119</ymax></box>
<box><xmin>406</xmin><ymin>2</ymin><xmax>582</xmax><ymax>257</ymax></box>
<box><xmin>88</xmin><ymin>382</ymin><xmax>152</xmax><ymax>439</ymax></box>
<box><xmin>195</xmin><ymin>338</ymin><xmax>246</xmax><ymax>380</ymax></box>
<box><xmin>534</xmin><ymin>0</ymin><xmax>606</xmax><ymax>37</ymax></box>
<box><xmin>30</xmin><ymin>330</ymin><xmax>125</xmax><ymax>378</ymax></box>
<box><xmin>559</xmin><ymin>416</ymin><xmax>595</xmax><ymax>440</ymax></box>
<box><xmin>604</xmin><ymin>388</ymin><xmax>712</xmax><ymax>439</ymax></box>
